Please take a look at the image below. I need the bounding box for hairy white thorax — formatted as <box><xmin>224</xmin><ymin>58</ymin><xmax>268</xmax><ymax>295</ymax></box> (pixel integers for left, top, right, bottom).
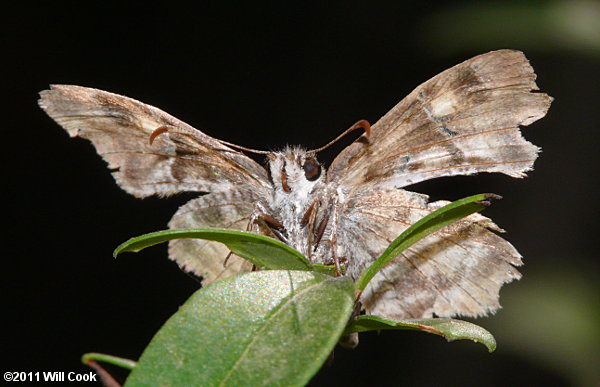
<box><xmin>264</xmin><ymin>146</ymin><xmax>330</xmax><ymax>258</ymax></box>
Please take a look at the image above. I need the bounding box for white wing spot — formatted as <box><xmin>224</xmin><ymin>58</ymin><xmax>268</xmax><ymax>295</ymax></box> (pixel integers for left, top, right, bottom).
<box><xmin>430</xmin><ymin>93</ymin><xmax>456</xmax><ymax>117</ymax></box>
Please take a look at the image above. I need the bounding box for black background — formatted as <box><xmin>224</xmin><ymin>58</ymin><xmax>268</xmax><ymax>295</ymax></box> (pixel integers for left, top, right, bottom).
<box><xmin>3</xmin><ymin>2</ymin><xmax>599</xmax><ymax>386</ymax></box>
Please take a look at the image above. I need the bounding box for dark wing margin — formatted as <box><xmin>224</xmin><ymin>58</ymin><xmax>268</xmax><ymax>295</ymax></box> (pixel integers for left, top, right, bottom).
<box><xmin>39</xmin><ymin>85</ymin><xmax>270</xmax><ymax>197</ymax></box>
<box><xmin>328</xmin><ymin>50</ymin><xmax>552</xmax><ymax>189</ymax></box>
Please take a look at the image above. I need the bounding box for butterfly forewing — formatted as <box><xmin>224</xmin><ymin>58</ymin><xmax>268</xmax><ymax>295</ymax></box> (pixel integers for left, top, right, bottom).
<box><xmin>328</xmin><ymin>50</ymin><xmax>552</xmax><ymax>189</ymax></box>
<box><xmin>38</xmin><ymin>85</ymin><xmax>271</xmax><ymax>198</ymax></box>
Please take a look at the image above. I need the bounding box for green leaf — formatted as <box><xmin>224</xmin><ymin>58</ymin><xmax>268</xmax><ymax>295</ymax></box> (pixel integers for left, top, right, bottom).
<box><xmin>344</xmin><ymin>315</ymin><xmax>497</xmax><ymax>352</ymax></box>
<box><xmin>81</xmin><ymin>352</ymin><xmax>137</xmax><ymax>370</ymax></box>
<box><xmin>355</xmin><ymin>193</ymin><xmax>499</xmax><ymax>291</ymax></box>
<box><xmin>124</xmin><ymin>270</ymin><xmax>355</xmax><ymax>387</ymax></box>
<box><xmin>114</xmin><ymin>228</ymin><xmax>337</xmax><ymax>274</ymax></box>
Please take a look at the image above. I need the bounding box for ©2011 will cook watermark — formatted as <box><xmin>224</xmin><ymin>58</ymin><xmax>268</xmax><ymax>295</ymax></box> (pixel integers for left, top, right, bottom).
<box><xmin>4</xmin><ymin>371</ymin><xmax>97</xmax><ymax>383</ymax></box>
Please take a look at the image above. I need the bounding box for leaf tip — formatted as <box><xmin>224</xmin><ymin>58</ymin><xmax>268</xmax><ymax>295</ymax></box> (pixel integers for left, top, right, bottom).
<box><xmin>112</xmin><ymin>246</ymin><xmax>125</xmax><ymax>258</ymax></box>
<box><xmin>485</xmin><ymin>338</ymin><xmax>497</xmax><ymax>353</ymax></box>
<box><xmin>113</xmin><ymin>241</ymin><xmax>137</xmax><ymax>257</ymax></box>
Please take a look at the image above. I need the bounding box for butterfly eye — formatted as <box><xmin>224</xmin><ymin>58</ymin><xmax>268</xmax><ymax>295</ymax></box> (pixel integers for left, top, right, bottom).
<box><xmin>302</xmin><ymin>159</ymin><xmax>321</xmax><ymax>181</ymax></box>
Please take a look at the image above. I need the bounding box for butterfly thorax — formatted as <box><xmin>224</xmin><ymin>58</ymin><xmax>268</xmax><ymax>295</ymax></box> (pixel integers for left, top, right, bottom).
<box><xmin>263</xmin><ymin>146</ymin><xmax>334</xmax><ymax>259</ymax></box>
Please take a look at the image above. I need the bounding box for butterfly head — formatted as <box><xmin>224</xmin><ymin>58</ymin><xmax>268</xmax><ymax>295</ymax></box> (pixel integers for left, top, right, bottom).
<box><xmin>267</xmin><ymin>146</ymin><xmax>324</xmax><ymax>199</ymax></box>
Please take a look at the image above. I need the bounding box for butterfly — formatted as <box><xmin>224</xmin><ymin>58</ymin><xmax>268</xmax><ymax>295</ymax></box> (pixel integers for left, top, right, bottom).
<box><xmin>39</xmin><ymin>49</ymin><xmax>551</xmax><ymax>320</ymax></box>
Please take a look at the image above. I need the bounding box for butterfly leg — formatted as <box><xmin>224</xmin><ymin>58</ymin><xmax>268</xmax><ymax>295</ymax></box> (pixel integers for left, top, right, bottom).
<box><xmin>259</xmin><ymin>214</ymin><xmax>287</xmax><ymax>241</ymax></box>
<box><xmin>326</xmin><ymin>198</ymin><xmax>345</xmax><ymax>276</ymax></box>
<box><xmin>314</xmin><ymin>210</ymin><xmax>329</xmax><ymax>249</ymax></box>
<box><xmin>324</xmin><ymin>255</ymin><xmax>347</xmax><ymax>267</ymax></box>
<box><xmin>330</xmin><ymin>235</ymin><xmax>344</xmax><ymax>276</ymax></box>
<box><xmin>223</xmin><ymin>203</ymin><xmax>286</xmax><ymax>268</ymax></box>
<box><xmin>249</xmin><ymin>202</ymin><xmax>288</xmax><ymax>243</ymax></box>
<box><xmin>311</xmin><ymin>196</ymin><xmax>346</xmax><ymax>274</ymax></box>
<box><xmin>301</xmin><ymin>199</ymin><xmax>321</xmax><ymax>260</ymax></box>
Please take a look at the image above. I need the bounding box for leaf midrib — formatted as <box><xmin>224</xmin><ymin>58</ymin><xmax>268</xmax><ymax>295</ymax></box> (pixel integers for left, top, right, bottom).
<box><xmin>218</xmin><ymin>275</ymin><xmax>331</xmax><ymax>386</ymax></box>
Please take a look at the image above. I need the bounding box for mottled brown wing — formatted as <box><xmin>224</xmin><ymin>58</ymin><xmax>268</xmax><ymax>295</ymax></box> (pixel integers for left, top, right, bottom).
<box><xmin>39</xmin><ymin>85</ymin><xmax>270</xmax><ymax>197</ymax></box>
<box><xmin>338</xmin><ymin>188</ymin><xmax>522</xmax><ymax>319</ymax></box>
<box><xmin>328</xmin><ymin>50</ymin><xmax>552</xmax><ymax>188</ymax></box>
<box><xmin>168</xmin><ymin>190</ymin><xmax>255</xmax><ymax>285</ymax></box>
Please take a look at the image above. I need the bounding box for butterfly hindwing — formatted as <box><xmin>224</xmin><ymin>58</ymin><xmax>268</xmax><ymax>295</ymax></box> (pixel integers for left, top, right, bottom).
<box><xmin>338</xmin><ymin>188</ymin><xmax>522</xmax><ymax>318</ymax></box>
<box><xmin>168</xmin><ymin>190</ymin><xmax>257</xmax><ymax>284</ymax></box>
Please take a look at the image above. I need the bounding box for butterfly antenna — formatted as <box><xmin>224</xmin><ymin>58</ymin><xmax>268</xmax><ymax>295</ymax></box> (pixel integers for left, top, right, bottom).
<box><xmin>214</xmin><ymin>139</ymin><xmax>271</xmax><ymax>155</ymax></box>
<box><xmin>149</xmin><ymin>125</ymin><xmax>270</xmax><ymax>154</ymax></box>
<box><xmin>310</xmin><ymin>120</ymin><xmax>371</xmax><ymax>153</ymax></box>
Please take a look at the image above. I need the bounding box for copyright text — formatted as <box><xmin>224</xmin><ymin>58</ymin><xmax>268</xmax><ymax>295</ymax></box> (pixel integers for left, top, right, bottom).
<box><xmin>4</xmin><ymin>371</ymin><xmax>97</xmax><ymax>382</ymax></box>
